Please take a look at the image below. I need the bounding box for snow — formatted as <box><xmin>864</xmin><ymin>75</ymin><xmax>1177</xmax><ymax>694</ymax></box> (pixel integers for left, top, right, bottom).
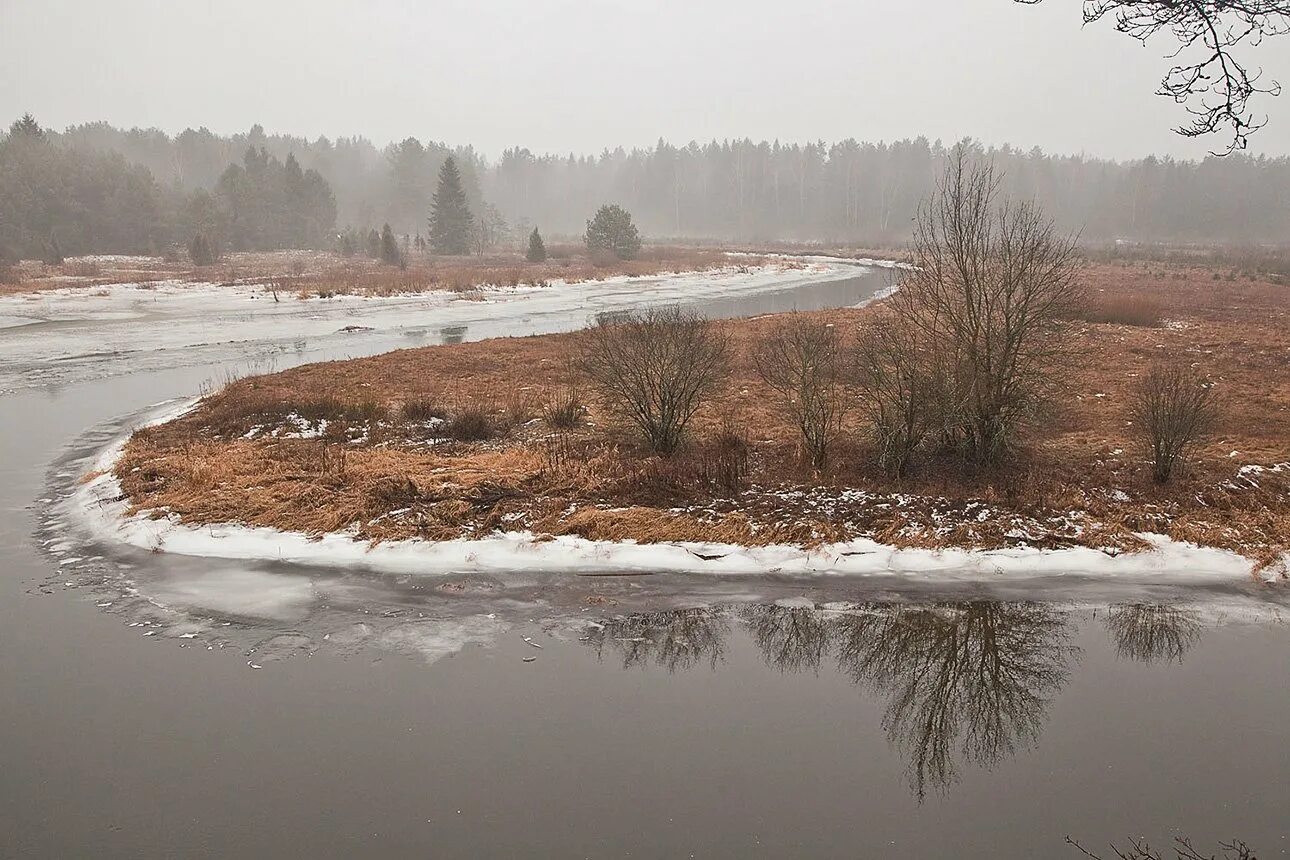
<box><xmin>0</xmin><ymin>257</ymin><xmax>887</xmax><ymax>392</ymax></box>
<box><xmin>62</xmin><ymin>396</ymin><xmax>1288</xmax><ymax>587</ymax></box>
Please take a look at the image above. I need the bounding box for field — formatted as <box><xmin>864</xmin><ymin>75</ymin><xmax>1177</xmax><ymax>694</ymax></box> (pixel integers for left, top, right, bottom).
<box><xmin>113</xmin><ymin>260</ymin><xmax>1290</xmax><ymax>574</ymax></box>
<box><xmin>0</xmin><ymin>245</ymin><xmax>746</xmax><ymax>297</ymax></box>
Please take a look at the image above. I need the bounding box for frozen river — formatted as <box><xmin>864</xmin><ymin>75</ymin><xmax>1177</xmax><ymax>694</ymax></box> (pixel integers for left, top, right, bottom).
<box><xmin>1</xmin><ymin>259</ymin><xmax>1286</xmax><ymax>858</ymax></box>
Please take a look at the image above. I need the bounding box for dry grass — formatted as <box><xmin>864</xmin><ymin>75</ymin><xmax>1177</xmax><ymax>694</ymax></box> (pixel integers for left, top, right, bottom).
<box><xmin>112</xmin><ymin>260</ymin><xmax>1290</xmax><ymax>574</ymax></box>
<box><xmin>0</xmin><ymin>247</ymin><xmax>743</xmax><ymax>297</ymax></box>
<box><xmin>1081</xmin><ymin>293</ymin><xmax>1166</xmax><ymax>327</ymax></box>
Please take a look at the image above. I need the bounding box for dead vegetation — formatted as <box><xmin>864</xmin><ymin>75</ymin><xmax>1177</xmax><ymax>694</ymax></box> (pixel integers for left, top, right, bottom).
<box><xmin>0</xmin><ymin>245</ymin><xmax>744</xmax><ymax>297</ymax></box>
<box><xmin>110</xmin><ymin>257</ymin><xmax>1290</xmax><ymax>575</ymax></box>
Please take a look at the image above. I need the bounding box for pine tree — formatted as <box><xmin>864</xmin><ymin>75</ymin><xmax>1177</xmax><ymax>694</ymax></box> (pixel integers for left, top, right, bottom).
<box><xmin>379</xmin><ymin>223</ymin><xmax>401</xmax><ymax>266</ymax></box>
<box><xmin>584</xmin><ymin>204</ymin><xmax>642</xmax><ymax>260</ymax></box>
<box><xmin>526</xmin><ymin>227</ymin><xmax>547</xmax><ymax>262</ymax></box>
<box><xmin>9</xmin><ymin>113</ymin><xmax>44</xmax><ymax>140</ymax></box>
<box><xmin>427</xmin><ymin>156</ymin><xmax>474</xmax><ymax>254</ymax></box>
<box><xmin>366</xmin><ymin>229</ymin><xmax>381</xmax><ymax>258</ymax></box>
<box><xmin>43</xmin><ymin>233</ymin><xmax>63</xmax><ymax>265</ymax></box>
<box><xmin>188</xmin><ymin>232</ymin><xmax>216</xmax><ymax>266</ymax></box>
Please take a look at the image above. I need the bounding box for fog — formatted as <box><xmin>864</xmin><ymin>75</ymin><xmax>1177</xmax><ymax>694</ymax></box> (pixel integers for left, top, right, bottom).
<box><xmin>3</xmin><ymin>0</ymin><xmax>1287</xmax><ymax>160</ymax></box>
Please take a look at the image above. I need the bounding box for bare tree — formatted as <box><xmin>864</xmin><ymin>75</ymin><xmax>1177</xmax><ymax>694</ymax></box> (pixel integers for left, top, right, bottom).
<box><xmin>1067</xmin><ymin>834</ymin><xmax>1257</xmax><ymax>860</ymax></box>
<box><xmin>576</xmin><ymin>306</ymin><xmax>728</xmax><ymax>455</ymax></box>
<box><xmin>891</xmin><ymin>151</ymin><xmax>1084</xmax><ymax>467</ymax></box>
<box><xmin>1105</xmin><ymin>603</ymin><xmax>1203</xmax><ymax>663</ymax></box>
<box><xmin>1129</xmin><ymin>362</ymin><xmax>1220</xmax><ymax>482</ymax></box>
<box><xmin>1018</xmin><ymin>0</ymin><xmax>1290</xmax><ymax>153</ymax></box>
<box><xmin>751</xmin><ymin>314</ymin><xmax>842</xmax><ymax>470</ymax></box>
<box><xmin>851</xmin><ymin>313</ymin><xmax>935</xmax><ymax>477</ymax></box>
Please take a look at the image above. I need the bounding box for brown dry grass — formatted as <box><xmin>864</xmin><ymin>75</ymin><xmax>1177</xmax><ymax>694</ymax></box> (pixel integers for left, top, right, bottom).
<box><xmin>113</xmin><ymin>260</ymin><xmax>1290</xmax><ymax>574</ymax></box>
<box><xmin>0</xmin><ymin>247</ymin><xmax>744</xmax><ymax>297</ymax></box>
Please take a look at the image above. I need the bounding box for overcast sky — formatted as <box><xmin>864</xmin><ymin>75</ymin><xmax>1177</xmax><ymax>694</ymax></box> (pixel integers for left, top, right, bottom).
<box><xmin>3</xmin><ymin>0</ymin><xmax>1288</xmax><ymax>160</ymax></box>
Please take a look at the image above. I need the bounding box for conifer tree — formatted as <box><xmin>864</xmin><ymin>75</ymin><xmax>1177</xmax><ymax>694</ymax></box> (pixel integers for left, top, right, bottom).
<box><xmin>584</xmin><ymin>204</ymin><xmax>642</xmax><ymax>260</ymax></box>
<box><xmin>379</xmin><ymin>223</ymin><xmax>401</xmax><ymax>266</ymax></box>
<box><xmin>427</xmin><ymin>156</ymin><xmax>474</xmax><ymax>254</ymax></box>
<box><xmin>526</xmin><ymin>227</ymin><xmax>547</xmax><ymax>262</ymax></box>
<box><xmin>188</xmin><ymin>231</ymin><xmax>216</xmax><ymax>265</ymax></box>
<box><xmin>366</xmin><ymin>228</ymin><xmax>381</xmax><ymax>258</ymax></box>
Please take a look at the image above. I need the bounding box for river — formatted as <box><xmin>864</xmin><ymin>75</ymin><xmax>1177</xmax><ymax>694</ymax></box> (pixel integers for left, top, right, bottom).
<box><xmin>1</xmin><ymin>260</ymin><xmax>1285</xmax><ymax>858</ymax></box>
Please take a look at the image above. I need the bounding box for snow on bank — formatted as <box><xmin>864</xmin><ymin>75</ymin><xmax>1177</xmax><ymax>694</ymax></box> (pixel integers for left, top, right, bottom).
<box><xmin>65</xmin><ymin>398</ymin><xmax>1286</xmax><ymax>586</ymax></box>
<box><xmin>1</xmin><ymin>257</ymin><xmax>884</xmax><ymax>392</ymax></box>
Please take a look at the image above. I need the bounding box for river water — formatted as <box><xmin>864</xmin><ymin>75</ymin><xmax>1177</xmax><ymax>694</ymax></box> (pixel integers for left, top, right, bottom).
<box><xmin>1</xmin><ymin>263</ymin><xmax>1286</xmax><ymax>858</ymax></box>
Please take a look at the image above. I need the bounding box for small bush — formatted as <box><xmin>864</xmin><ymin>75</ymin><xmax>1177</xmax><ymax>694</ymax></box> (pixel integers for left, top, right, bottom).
<box><xmin>698</xmin><ymin>422</ymin><xmax>751</xmax><ymax>492</ymax></box>
<box><xmin>1129</xmin><ymin>362</ymin><xmax>1219</xmax><ymax>483</ymax></box>
<box><xmin>752</xmin><ymin>314</ymin><xmax>842</xmax><ymax>470</ymax></box>
<box><xmin>576</xmin><ymin>305</ymin><xmax>728</xmax><ymax>455</ymax></box>
<box><xmin>401</xmin><ymin>398</ymin><xmax>447</xmax><ymax>423</ymax></box>
<box><xmin>443</xmin><ymin>403</ymin><xmax>494</xmax><ymax>441</ymax></box>
<box><xmin>542</xmin><ymin>385</ymin><xmax>584</xmax><ymax>429</ymax></box>
<box><xmin>1083</xmin><ymin>293</ymin><xmax>1165</xmax><ymax>327</ymax></box>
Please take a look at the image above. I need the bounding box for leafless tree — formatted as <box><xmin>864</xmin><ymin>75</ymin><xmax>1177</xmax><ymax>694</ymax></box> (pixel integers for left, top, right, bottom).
<box><xmin>891</xmin><ymin>151</ymin><xmax>1084</xmax><ymax>467</ymax></box>
<box><xmin>1067</xmin><ymin>834</ymin><xmax>1257</xmax><ymax>860</ymax></box>
<box><xmin>751</xmin><ymin>314</ymin><xmax>842</xmax><ymax>470</ymax></box>
<box><xmin>1021</xmin><ymin>0</ymin><xmax>1284</xmax><ymax>152</ymax></box>
<box><xmin>576</xmin><ymin>305</ymin><xmax>728</xmax><ymax>455</ymax></box>
<box><xmin>1105</xmin><ymin>603</ymin><xmax>1203</xmax><ymax>663</ymax></box>
<box><xmin>582</xmin><ymin>608</ymin><xmax>730</xmax><ymax>672</ymax></box>
<box><xmin>851</xmin><ymin>313</ymin><xmax>935</xmax><ymax>477</ymax></box>
<box><xmin>1129</xmin><ymin>362</ymin><xmax>1220</xmax><ymax>482</ymax></box>
<box><xmin>1017</xmin><ymin>0</ymin><xmax>1290</xmax><ymax>153</ymax></box>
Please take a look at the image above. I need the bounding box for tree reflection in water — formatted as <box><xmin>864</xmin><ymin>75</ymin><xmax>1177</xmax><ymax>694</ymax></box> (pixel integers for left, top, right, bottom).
<box><xmin>833</xmin><ymin>602</ymin><xmax>1078</xmax><ymax>800</ymax></box>
<box><xmin>583</xmin><ymin>600</ymin><xmax>1090</xmax><ymax>800</ymax></box>
<box><xmin>742</xmin><ymin>604</ymin><xmax>833</xmax><ymax>674</ymax></box>
<box><xmin>1105</xmin><ymin>604</ymin><xmax>1203</xmax><ymax>664</ymax></box>
<box><xmin>584</xmin><ymin>607</ymin><xmax>731</xmax><ymax>672</ymax></box>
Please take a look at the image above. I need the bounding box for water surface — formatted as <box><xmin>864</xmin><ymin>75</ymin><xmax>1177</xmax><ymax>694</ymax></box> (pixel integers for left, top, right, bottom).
<box><xmin>2</xmin><ymin>265</ymin><xmax>1285</xmax><ymax>858</ymax></box>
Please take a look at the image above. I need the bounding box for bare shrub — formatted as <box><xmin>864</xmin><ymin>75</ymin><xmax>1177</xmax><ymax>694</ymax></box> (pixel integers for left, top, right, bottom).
<box><xmin>851</xmin><ymin>314</ymin><xmax>934</xmax><ymax>477</ymax></box>
<box><xmin>697</xmin><ymin>421</ymin><xmax>751</xmax><ymax>492</ymax></box>
<box><xmin>541</xmin><ymin>385</ymin><xmax>584</xmax><ymax>429</ymax></box>
<box><xmin>893</xmin><ymin>151</ymin><xmax>1084</xmax><ymax>466</ymax></box>
<box><xmin>1129</xmin><ymin>362</ymin><xmax>1219</xmax><ymax>483</ymax></box>
<box><xmin>576</xmin><ymin>305</ymin><xmax>727</xmax><ymax>455</ymax></box>
<box><xmin>751</xmin><ymin>314</ymin><xmax>842</xmax><ymax>470</ymax></box>
<box><xmin>401</xmin><ymin>398</ymin><xmax>446</xmax><ymax>423</ymax></box>
<box><xmin>443</xmin><ymin>402</ymin><xmax>494</xmax><ymax>441</ymax></box>
<box><xmin>1083</xmin><ymin>293</ymin><xmax>1165</xmax><ymax>327</ymax></box>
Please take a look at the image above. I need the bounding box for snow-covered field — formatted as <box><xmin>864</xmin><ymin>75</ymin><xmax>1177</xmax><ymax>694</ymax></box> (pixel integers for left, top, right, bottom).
<box><xmin>0</xmin><ymin>256</ymin><xmax>889</xmax><ymax>392</ymax></box>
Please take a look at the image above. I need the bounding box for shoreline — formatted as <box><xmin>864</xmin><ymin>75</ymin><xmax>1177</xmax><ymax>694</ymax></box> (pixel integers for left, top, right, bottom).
<box><xmin>66</xmin><ymin>399</ymin><xmax>1287</xmax><ymax>586</ymax></box>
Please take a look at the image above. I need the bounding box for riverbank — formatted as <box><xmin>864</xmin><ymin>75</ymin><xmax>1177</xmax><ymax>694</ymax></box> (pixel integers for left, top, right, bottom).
<box><xmin>97</xmin><ymin>261</ymin><xmax>1289</xmax><ymax>581</ymax></box>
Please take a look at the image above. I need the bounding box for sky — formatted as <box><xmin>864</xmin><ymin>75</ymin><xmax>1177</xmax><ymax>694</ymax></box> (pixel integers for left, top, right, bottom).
<box><xmin>3</xmin><ymin>0</ymin><xmax>1288</xmax><ymax>161</ymax></box>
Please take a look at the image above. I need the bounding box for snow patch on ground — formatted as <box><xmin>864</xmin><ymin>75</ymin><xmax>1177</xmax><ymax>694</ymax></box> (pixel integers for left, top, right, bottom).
<box><xmin>63</xmin><ymin>400</ymin><xmax>1286</xmax><ymax>586</ymax></box>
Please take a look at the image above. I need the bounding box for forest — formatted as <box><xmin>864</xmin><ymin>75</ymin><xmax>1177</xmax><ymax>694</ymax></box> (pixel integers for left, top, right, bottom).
<box><xmin>3</xmin><ymin>114</ymin><xmax>1290</xmax><ymax>260</ymax></box>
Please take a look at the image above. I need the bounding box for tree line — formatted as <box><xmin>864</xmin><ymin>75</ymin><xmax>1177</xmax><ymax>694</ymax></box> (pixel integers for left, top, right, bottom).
<box><xmin>5</xmin><ymin>115</ymin><xmax>1290</xmax><ymax>261</ymax></box>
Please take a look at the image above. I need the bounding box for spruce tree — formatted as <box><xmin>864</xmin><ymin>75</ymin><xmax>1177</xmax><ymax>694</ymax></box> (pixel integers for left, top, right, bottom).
<box><xmin>526</xmin><ymin>227</ymin><xmax>547</xmax><ymax>262</ymax></box>
<box><xmin>379</xmin><ymin>223</ymin><xmax>401</xmax><ymax>266</ymax></box>
<box><xmin>427</xmin><ymin>156</ymin><xmax>473</xmax><ymax>255</ymax></box>
<box><xmin>366</xmin><ymin>229</ymin><xmax>381</xmax><ymax>258</ymax></box>
<box><xmin>584</xmin><ymin>204</ymin><xmax>642</xmax><ymax>260</ymax></box>
<box><xmin>189</xmin><ymin>232</ymin><xmax>215</xmax><ymax>266</ymax></box>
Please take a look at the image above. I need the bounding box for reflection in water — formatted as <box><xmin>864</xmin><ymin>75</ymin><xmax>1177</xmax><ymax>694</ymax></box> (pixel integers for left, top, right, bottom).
<box><xmin>1105</xmin><ymin>603</ymin><xmax>1203</xmax><ymax>664</ymax></box>
<box><xmin>743</xmin><ymin>604</ymin><xmax>832</xmax><ymax>674</ymax></box>
<box><xmin>439</xmin><ymin>324</ymin><xmax>469</xmax><ymax>344</ymax></box>
<box><xmin>834</xmin><ymin>603</ymin><xmax>1077</xmax><ymax>800</ymax></box>
<box><xmin>585</xmin><ymin>607</ymin><xmax>730</xmax><ymax>672</ymax></box>
<box><xmin>585</xmin><ymin>601</ymin><xmax>1082</xmax><ymax>800</ymax></box>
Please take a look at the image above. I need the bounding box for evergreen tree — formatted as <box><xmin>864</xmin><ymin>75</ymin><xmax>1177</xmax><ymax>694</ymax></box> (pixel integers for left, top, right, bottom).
<box><xmin>366</xmin><ymin>228</ymin><xmax>381</xmax><ymax>258</ymax></box>
<box><xmin>188</xmin><ymin>231</ymin><xmax>216</xmax><ymax>265</ymax></box>
<box><xmin>9</xmin><ymin>113</ymin><xmax>44</xmax><ymax>140</ymax></box>
<box><xmin>584</xmin><ymin>204</ymin><xmax>642</xmax><ymax>260</ymax></box>
<box><xmin>43</xmin><ymin>233</ymin><xmax>63</xmax><ymax>265</ymax></box>
<box><xmin>526</xmin><ymin>227</ymin><xmax>547</xmax><ymax>262</ymax></box>
<box><xmin>427</xmin><ymin>156</ymin><xmax>474</xmax><ymax>254</ymax></box>
<box><xmin>379</xmin><ymin>223</ymin><xmax>401</xmax><ymax>266</ymax></box>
